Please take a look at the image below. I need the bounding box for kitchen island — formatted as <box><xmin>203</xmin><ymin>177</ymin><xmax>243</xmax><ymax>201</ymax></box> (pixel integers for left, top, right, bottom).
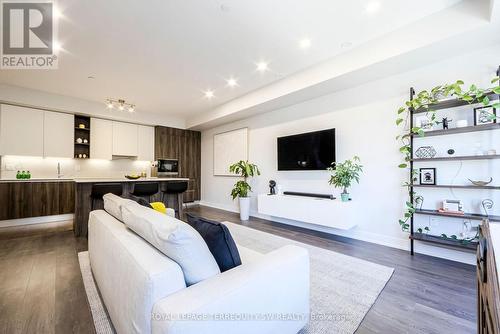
<box><xmin>73</xmin><ymin>177</ymin><xmax>189</xmax><ymax>237</ymax></box>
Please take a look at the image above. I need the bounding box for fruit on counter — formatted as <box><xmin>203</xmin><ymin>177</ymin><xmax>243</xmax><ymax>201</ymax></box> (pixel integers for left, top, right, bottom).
<box><xmin>125</xmin><ymin>174</ymin><xmax>141</xmax><ymax>180</ymax></box>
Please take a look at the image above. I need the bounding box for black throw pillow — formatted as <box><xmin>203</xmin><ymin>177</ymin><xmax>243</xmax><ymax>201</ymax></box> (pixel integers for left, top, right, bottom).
<box><xmin>186</xmin><ymin>213</ymin><xmax>242</xmax><ymax>272</ymax></box>
<box><xmin>135</xmin><ymin>197</ymin><xmax>153</xmax><ymax>209</ymax></box>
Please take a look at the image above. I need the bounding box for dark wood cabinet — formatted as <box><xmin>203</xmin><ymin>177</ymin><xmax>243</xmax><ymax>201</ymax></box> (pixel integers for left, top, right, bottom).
<box><xmin>0</xmin><ymin>183</ymin><xmax>10</xmax><ymax>220</ymax></box>
<box><xmin>32</xmin><ymin>182</ymin><xmax>59</xmax><ymax>217</ymax></box>
<box><xmin>58</xmin><ymin>181</ymin><xmax>75</xmax><ymax>214</ymax></box>
<box><xmin>155</xmin><ymin>126</ymin><xmax>201</xmax><ymax>202</ymax></box>
<box><xmin>8</xmin><ymin>182</ymin><xmax>33</xmax><ymax>219</ymax></box>
<box><xmin>477</xmin><ymin>220</ymin><xmax>500</xmax><ymax>334</ymax></box>
<box><xmin>0</xmin><ymin>181</ymin><xmax>76</xmax><ymax>221</ymax></box>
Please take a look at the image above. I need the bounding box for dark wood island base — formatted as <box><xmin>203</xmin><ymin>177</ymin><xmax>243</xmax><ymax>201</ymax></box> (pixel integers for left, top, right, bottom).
<box><xmin>74</xmin><ymin>178</ymin><xmax>189</xmax><ymax>237</ymax></box>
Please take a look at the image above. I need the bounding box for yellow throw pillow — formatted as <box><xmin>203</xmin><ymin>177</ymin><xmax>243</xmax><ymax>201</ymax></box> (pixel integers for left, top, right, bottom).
<box><xmin>150</xmin><ymin>202</ymin><xmax>167</xmax><ymax>214</ymax></box>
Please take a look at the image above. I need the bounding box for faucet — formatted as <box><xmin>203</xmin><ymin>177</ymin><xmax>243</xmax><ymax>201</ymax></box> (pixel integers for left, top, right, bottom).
<box><xmin>57</xmin><ymin>162</ymin><xmax>63</xmax><ymax>178</ymax></box>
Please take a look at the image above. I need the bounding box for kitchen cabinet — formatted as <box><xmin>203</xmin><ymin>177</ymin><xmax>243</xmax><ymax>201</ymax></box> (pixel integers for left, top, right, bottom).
<box><xmin>112</xmin><ymin>121</ymin><xmax>138</xmax><ymax>156</ymax></box>
<box><xmin>0</xmin><ymin>104</ymin><xmax>44</xmax><ymax>156</ymax></box>
<box><xmin>0</xmin><ymin>181</ymin><xmax>75</xmax><ymax>221</ymax></box>
<box><xmin>90</xmin><ymin>118</ymin><xmax>113</xmax><ymax>160</ymax></box>
<box><xmin>155</xmin><ymin>126</ymin><xmax>201</xmax><ymax>202</ymax></box>
<box><xmin>32</xmin><ymin>182</ymin><xmax>59</xmax><ymax>216</ymax></box>
<box><xmin>44</xmin><ymin>111</ymin><xmax>74</xmax><ymax>158</ymax></box>
<box><xmin>137</xmin><ymin>125</ymin><xmax>154</xmax><ymax>161</ymax></box>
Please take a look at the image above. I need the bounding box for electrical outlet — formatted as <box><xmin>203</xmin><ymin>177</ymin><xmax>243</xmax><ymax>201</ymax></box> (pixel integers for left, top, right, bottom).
<box><xmin>5</xmin><ymin>164</ymin><xmax>14</xmax><ymax>171</ymax></box>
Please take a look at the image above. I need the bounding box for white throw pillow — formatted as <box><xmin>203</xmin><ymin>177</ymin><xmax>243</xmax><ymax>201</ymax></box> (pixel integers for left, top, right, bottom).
<box><xmin>103</xmin><ymin>193</ymin><xmax>137</xmax><ymax>222</ymax></box>
<box><xmin>121</xmin><ymin>203</ymin><xmax>220</xmax><ymax>285</ymax></box>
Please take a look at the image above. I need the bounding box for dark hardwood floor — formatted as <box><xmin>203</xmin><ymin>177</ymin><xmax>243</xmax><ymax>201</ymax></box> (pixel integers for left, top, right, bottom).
<box><xmin>0</xmin><ymin>205</ymin><xmax>476</xmax><ymax>334</ymax></box>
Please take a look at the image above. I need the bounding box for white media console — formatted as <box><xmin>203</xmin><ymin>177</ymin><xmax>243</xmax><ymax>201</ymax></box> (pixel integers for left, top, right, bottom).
<box><xmin>257</xmin><ymin>194</ymin><xmax>358</xmax><ymax>230</ymax></box>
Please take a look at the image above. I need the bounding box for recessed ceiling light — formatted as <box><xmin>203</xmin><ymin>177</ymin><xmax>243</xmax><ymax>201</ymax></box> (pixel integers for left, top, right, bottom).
<box><xmin>226</xmin><ymin>78</ymin><xmax>238</xmax><ymax>87</ymax></box>
<box><xmin>365</xmin><ymin>1</ymin><xmax>381</xmax><ymax>13</ymax></box>
<box><xmin>53</xmin><ymin>41</ymin><xmax>62</xmax><ymax>53</ymax></box>
<box><xmin>299</xmin><ymin>38</ymin><xmax>311</xmax><ymax>49</ymax></box>
<box><xmin>256</xmin><ymin>62</ymin><xmax>269</xmax><ymax>72</ymax></box>
<box><xmin>53</xmin><ymin>6</ymin><xmax>62</xmax><ymax>19</ymax></box>
<box><xmin>204</xmin><ymin>90</ymin><xmax>215</xmax><ymax>99</ymax></box>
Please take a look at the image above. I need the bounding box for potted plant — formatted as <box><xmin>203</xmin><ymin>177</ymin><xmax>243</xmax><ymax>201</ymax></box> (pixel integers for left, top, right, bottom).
<box><xmin>327</xmin><ymin>156</ymin><xmax>363</xmax><ymax>202</ymax></box>
<box><xmin>229</xmin><ymin>160</ymin><xmax>261</xmax><ymax>220</ymax></box>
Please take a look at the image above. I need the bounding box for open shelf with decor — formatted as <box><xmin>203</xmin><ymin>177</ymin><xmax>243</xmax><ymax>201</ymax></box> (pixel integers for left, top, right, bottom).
<box><xmin>398</xmin><ymin>66</ymin><xmax>500</xmax><ymax>255</ymax></box>
<box><xmin>410</xmin><ymin>154</ymin><xmax>500</xmax><ymax>162</ymax></box>
<box><xmin>74</xmin><ymin>115</ymin><xmax>90</xmax><ymax>159</ymax></box>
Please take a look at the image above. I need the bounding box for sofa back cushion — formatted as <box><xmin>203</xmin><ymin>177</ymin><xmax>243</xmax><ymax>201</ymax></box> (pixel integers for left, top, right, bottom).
<box><xmin>186</xmin><ymin>213</ymin><xmax>242</xmax><ymax>272</ymax></box>
<box><xmin>103</xmin><ymin>193</ymin><xmax>137</xmax><ymax>222</ymax></box>
<box><xmin>121</xmin><ymin>203</ymin><xmax>220</xmax><ymax>285</ymax></box>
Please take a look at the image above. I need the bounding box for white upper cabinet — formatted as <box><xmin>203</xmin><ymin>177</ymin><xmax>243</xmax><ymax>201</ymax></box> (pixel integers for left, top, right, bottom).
<box><xmin>137</xmin><ymin>125</ymin><xmax>154</xmax><ymax>161</ymax></box>
<box><xmin>43</xmin><ymin>111</ymin><xmax>74</xmax><ymax>158</ymax></box>
<box><xmin>0</xmin><ymin>104</ymin><xmax>44</xmax><ymax>156</ymax></box>
<box><xmin>90</xmin><ymin>118</ymin><xmax>113</xmax><ymax>160</ymax></box>
<box><xmin>112</xmin><ymin>121</ymin><xmax>138</xmax><ymax>157</ymax></box>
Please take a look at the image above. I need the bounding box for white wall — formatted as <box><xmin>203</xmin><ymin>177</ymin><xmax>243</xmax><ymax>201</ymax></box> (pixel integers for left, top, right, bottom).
<box><xmin>200</xmin><ymin>43</ymin><xmax>500</xmax><ymax>264</ymax></box>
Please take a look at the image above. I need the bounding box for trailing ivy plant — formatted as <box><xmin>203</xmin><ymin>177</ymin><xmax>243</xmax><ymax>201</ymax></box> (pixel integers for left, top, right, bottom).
<box><xmin>396</xmin><ymin>77</ymin><xmax>500</xmax><ymax>233</ymax></box>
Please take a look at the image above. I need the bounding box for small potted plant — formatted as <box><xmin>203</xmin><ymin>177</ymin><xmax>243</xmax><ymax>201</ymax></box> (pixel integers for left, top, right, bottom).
<box><xmin>327</xmin><ymin>156</ymin><xmax>363</xmax><ymax>202</ymax></box>
<box><xmin>229</xmin><ymin>160</ymin><xmax>261</xmax><ymax>220</ymax></box>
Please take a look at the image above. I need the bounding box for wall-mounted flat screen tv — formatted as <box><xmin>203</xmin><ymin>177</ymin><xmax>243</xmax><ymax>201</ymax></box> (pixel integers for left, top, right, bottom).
<box><xmin>277</xmin><ymin>128</ymin><xmax>336</xmax><ymax>171</ymax></box>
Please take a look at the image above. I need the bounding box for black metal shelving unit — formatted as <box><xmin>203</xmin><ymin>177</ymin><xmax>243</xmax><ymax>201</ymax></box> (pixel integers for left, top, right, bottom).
<box><xmin>408</xmin><ymin>66</ymin><xmax>500</xmax><ymax>255</ymax></box>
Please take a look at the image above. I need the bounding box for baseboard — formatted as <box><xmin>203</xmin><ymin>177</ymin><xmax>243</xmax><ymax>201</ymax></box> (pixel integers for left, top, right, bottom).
<box><xmin>197</xmin><ymin>200</ymin><xmax>475</xmax><ymax>265</ymax></box>
<box><xmin>0</xmin><ymin>214</ymin><xmax>74</xmax><ymax>228</ymax></box>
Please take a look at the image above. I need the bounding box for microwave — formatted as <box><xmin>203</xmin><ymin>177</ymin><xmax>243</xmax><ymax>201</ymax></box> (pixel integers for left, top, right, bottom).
<box><xmin>157</xmin><ymin>159</ymin><xmax>179</xmax><ymax>176</ymax></box>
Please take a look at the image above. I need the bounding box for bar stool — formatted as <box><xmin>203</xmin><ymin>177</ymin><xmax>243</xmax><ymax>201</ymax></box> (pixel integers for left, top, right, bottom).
<box><xmin>161</xmin><ymin>181</ymin><xmax>188</xmax><ymax>219</ymax></box>
<box><xmin>130</xmin><ymin>182</ymin><xmax>159</xmax><ymax>203</ymax></box>
<box><xmin>90</xmin><ymin>183</ymin><xmax>123</xmax><ymax>210</ymax></box>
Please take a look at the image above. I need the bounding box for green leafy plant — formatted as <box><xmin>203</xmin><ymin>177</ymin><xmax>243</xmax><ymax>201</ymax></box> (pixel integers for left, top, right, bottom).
<box><xmin>327</xmin><ymin>156</ymin><xmax>363</xmax><ymax>194</ymax></box>
<box><xmin>396</xmin><ymin>76</ymin><xmax>500</xmax><ymax>234</ymax></box>
<box><xmin>229</xmin><ymin>160</ymin><xmax>261</xmax><ymax>199</ymax></box>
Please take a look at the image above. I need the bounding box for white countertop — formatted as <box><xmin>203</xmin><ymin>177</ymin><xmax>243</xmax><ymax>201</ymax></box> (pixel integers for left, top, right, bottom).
<box><xmin>73</xmin><ymin>177</ymin><xmax>189</xmax><ymax>183</ymax></box>
<box><xmin>0</xmin><ymin>177</ymin><xmax>189</xmax><ymax>183</ymax></box>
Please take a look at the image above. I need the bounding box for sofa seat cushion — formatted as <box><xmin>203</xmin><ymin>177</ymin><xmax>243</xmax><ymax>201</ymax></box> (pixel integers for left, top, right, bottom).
<box><xmin>121</xmin><ymin>203</ymin><xmax>220</xmax><ymax>286</ymax></box>
<box><xmin>186</xmin><ymin>213</ymin><xmax>242</xmax><ymax>272</ymax></box>
<box><xmin>237</xmin><ymin>244</ymin><xmax>263</xmax><ymax>264</ymax></box>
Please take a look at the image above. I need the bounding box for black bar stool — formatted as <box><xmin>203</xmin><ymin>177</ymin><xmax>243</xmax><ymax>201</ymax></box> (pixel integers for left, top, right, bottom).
<box><xmin>130</xmin><ymin>182</ymin><xmax>159</xmax><ymax>203</ymax></box>
<box><xmin>161</xmin><ymin>181</ymin><xmax>188</xmax><ymax>218</ymax></box>
<box><xmin>90</xmin><ymin>183</ymin><xmax>123</xmax><ymax>210</ymax></box>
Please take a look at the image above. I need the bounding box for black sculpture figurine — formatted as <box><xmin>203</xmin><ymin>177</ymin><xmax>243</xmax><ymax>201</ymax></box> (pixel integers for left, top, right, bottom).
<box><xmin>440</xmin><ymin>117</ymin><xmax>452</xmax><ymax>130</ymax></box>
<box><xmin>269</xmin><ymin>180</ymin><xmax>276</xmax><ymax>195</ymax></box>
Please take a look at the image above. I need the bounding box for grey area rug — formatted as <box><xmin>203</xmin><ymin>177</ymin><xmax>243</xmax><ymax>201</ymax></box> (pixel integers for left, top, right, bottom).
<box><xmin>78</xmin><ymin>252</ymin><xmax>116</xmax><ymax>334</ymax></box>
<box><xmin>223</xmin><ymin>221</ymin><xmax>394</xmax><ymax>334</ymax></box>
<box><xmin>79</xmin><ymin>222</ymin><xmax>393</xmax><ymax>334</ymax></box>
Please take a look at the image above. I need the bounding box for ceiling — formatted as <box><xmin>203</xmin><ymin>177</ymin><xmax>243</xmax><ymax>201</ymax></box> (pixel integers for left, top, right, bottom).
<box><xmin>0</xmin><ymin>0</ymin><xmax>465</xmax><ymax>123</ymax></box>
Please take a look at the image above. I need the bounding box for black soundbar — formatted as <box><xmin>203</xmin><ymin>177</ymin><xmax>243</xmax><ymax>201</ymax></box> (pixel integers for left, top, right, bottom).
<box><xmin>283</xmin><ymin>191</ymin><xmax>335</xmax><ymax>200</ymax></box>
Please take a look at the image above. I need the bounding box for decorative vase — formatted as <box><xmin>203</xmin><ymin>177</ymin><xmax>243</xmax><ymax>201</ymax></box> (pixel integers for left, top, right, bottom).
<box><xmin>239</xmin><ymin>197</ymin><xmax>250</xmax><ymax>220</ymax></box>
<box><xmin>341</xmin><ymin>193</ymin><xmax>350</xmax><ymax>202</ymax></box>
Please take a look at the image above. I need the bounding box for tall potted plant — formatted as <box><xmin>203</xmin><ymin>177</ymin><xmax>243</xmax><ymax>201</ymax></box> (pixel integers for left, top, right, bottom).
<box><xmin>229</xmin><ymin>160</ymin><xmax>261</xmax><ymax>220</ymax></box>
<box><xmin>327</xmin><ymin>156</ymin><xmax>363</xmax><ymax>202</ymax></box>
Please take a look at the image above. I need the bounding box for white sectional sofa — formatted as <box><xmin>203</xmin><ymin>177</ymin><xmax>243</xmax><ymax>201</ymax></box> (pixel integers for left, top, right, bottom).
<box><xmin>88</xmin><ymin>208</ymin><xmax>310</xmax><ymax>334</ymax></box>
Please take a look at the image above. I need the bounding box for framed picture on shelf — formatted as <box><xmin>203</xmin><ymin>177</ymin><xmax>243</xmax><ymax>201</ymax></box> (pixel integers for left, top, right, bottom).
<box><xmin>474</xmin><ymin>106</ymin><xmax>497</xmax><ymax>126</ymax></box>
<box><xmin>415</xmin><ymin>115</ymin><xmax>433</xmax><ymax>131</ymax></box>
<box><xmin>419</xmin><ymin>168</ymin><xmax>436</xmax><ymax>185</ymax></box>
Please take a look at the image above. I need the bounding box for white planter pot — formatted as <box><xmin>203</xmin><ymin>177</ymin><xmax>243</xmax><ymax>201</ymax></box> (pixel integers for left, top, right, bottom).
<box><xmin>239</xmin><ymin>197</ymin><xmax>251</xmax><ymax>221</ymax></box>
